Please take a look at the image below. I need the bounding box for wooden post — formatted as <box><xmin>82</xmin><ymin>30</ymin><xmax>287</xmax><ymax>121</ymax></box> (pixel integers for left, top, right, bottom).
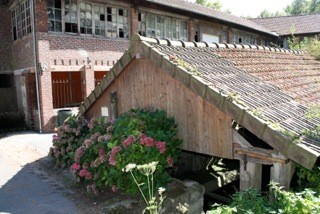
<box><xmin>270</xmin><ymin>161</ymin><xmax>295</xmax><ymax>190</ymax></box>
<box><xmin>240</xmin><ymin>160</ymin><xmax>262</xmax><ymax>190</ymax></box>
<box><xmin>110</xmin><ymin>91</ymin><xmax>118</xmax><ymax>120</ymax></box>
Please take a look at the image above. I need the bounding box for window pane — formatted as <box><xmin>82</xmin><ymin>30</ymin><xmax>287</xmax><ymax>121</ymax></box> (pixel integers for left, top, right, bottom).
<box><xmin>55</xmin><ymin>0</ymin><xmax>61</xmax><ymax>9</ymax></box>
<box><xmin>80</xmin><ymin>3</ymin><xmax>92</xmax><ymax>35</ymax></box>
<box><xmin>48</xmin><ymin>0</ymin><xmax>54</xmax><ymax>7</ymax></box>
<box><xmin>48</xmin><ymin>0</ymin><xmax>62</xmax><ymax>32</ymax></box>
<box><xmin>65</xmin><ymin>0</ymin><xmax>78</xmax><ymax>33</ymax></box>
<box><xmin>48</xmin><ymin>8</ymin><xmax>54</xmax><ymax>19</ymax></box>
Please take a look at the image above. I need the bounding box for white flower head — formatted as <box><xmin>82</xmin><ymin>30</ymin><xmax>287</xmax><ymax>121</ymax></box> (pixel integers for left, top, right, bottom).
<box><xmin>158</xmin><ymin>187</ymin><xmax>166</xmax><ymax>195</ymax></box>
<box><xmin>137</xmin><ymin>161</ymin><xmax>158</xmax><ymax>176</ymax></box>
<box><xmin>123</xmin><ymin>163</ymin><xmax>137</xmax><ymax>172</ymax></box>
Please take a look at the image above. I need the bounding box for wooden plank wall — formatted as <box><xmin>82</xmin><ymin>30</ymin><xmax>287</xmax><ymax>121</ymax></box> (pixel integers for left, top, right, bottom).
<box><xmin>86</xmin><ymin>59</ymin><xmax>233</xmax><ymax>159</ymax></box>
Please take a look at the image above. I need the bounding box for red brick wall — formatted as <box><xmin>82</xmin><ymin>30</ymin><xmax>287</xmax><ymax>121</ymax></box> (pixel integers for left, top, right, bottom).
<box><xmin>36</xmin><ymin>32</ymin><xmax>130</xmax><ymax>131</ymax></box>
<box><xmin>130</xmin><ymin>6</ymin><xmax>139</xmax><ymax>35</ymax></box>
<box><xmin>0</xmin><ymin>5</ymin><xmax>12</xmax><ymax>71</ymax></box>
<box><xmin>12</xmin><ymin>35</ymin><xmax>34</xmax><ymax>69</ymax></box>
<box><xmin>34</xmin><ymin>0</ymin><xmax>48</xmax><ymax>33</ymax></box>
<box><xmin>37</xmin><ymin>33</ymin><xmax>130</xmax><ymax>65</ymax></box>
<box><xmin>187</xmin><ymin>18</ymin><xmax>195</xmax><ymax>42</ymax></box>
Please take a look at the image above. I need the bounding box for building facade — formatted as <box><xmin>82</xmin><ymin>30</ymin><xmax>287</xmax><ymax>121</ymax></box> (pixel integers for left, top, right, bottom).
<box><xmin>0</xmin><ymin>0</ymin><xmax>278</xmax><ymax>132</ymax></box>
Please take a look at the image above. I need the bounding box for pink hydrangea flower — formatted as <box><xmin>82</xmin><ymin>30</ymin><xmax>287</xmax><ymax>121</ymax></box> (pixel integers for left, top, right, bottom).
<box><xmin>85</xmin><ymin>171</ymin><xmax>93</xmax><ymax>180</ymax></box>
<box><xmin>99</xmin><ymin>148</ymin><xmax>106</xmax><ymax>156</ymax></box>
<box><xmin>93</xmin><ymin>132</ymin><xmax>101</xmax><ymax>139</ymax></box>
<box><xmin>167</xmin><ymin>156</ymin><xmax>174</xmax><ymax>167</ymax></box>
<box><xmin>155</xmin><ymin>141</ymin><xmax>166</xmax><ymax>154</ymax></box>
<box><xmin>75</xmin><ymin>146</ymin><xmax>86</xmax><ymax>163</ymax></box>
<box><xmin>87</xmin><ymin>118</ymin><xmax>95</xmax><ymax>130</ymax></box>
<box><xmin>79</xmin><ymin>169</ymin><xmax>88</xmax><ymax>177</ymax></box>
<box><xmin>108</xmin><ymin>157</ymin><xmax>116</xmax><ymax>166</ymax></box>
<box><xmin>139</xmin><ymin>133</ymin><xmax>147</xmax><ymax>140</ymax></box>
<box><xmin>122</xmin><ymin>135</ymin><xmax>135</xmax><ymax>148</ymax></box>
<box><xmin>79</xmin><ymin>169</ymin><xmax>93</xmax><ymax>179</ymax></box>
<box><xmin>62</xmin><ymin>124</ymin><xmax>69</xmax><ymax>132</ymax></box>
<box><xmin>52</xmin><ymin>134</ymin><xmax>58</xmax><ymax>142</ymax></box>
<box><xmin>108</xmin><ymin>146</ymin><xmax>122</xmax><ymax>166</ymax></box>
<box><xmin>71</xmin><ymin>162</ymin><xmax>81</xmax><ymax>171</ymax></box>
<box><xmin>97</xmin><ymin>136</ymin><xmax>105</xmax><ymax>143</ymax></box>
<box><xmin>104</xmin><ymin>134</ymin><xmax>112</xmax><ymax>141</ymax></box>
<box><xmin>140</xmin><ymin>135</ymin><xmax>155</xmax><ymax>147</ymax></box>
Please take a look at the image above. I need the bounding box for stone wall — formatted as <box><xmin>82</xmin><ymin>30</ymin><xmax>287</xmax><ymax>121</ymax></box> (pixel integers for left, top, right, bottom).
<box><xmin>162</xmin><ymin>179</ymin><xmax>205</xmax><ymax>214</ymax></box>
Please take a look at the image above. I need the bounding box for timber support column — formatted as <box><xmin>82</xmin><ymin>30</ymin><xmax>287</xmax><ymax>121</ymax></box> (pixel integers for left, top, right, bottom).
<box><xmin>270</xmin><ymin>161</ymin><xmax>295</xmax><ymax>190</ymax></box>
<box><xmin>240</xmin><ymin>160</ymin><xmax>262</xmax><ymax>190</ymax></box>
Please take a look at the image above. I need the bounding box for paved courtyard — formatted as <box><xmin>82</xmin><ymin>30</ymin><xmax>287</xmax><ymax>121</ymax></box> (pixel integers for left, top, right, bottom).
<box><xmin>0</xmin><ymin>132</ymin><xmax>78</xmax><ymax>214</ymax></box>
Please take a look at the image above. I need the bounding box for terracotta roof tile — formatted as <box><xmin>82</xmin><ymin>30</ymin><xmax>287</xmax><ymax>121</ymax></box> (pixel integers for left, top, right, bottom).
<box><xmin>251</xmin><ymin>13</ymin><xmax>320</xmax><ymax>36</ymax></box>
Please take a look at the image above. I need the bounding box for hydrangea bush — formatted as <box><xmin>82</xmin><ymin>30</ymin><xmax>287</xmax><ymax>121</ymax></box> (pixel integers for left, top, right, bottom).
<box><xmin>50</xmin><ymin>115</ymin><xmax>89</xmax><ymax>168</ymax></box>
<box><xmin>50</xmin><ymin>109</ymin><xmax>182</xmax><ymax>194</ymax></box>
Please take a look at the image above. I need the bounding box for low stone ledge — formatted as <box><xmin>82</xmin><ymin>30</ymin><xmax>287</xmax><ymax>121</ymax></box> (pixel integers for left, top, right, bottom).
<box><xmin>161</xmin><ymin>179</ymin><xmax>205</xmax><ymax>214</ymax></box>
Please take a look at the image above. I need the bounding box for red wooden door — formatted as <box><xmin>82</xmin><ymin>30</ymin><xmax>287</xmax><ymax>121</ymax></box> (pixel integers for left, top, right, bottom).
<box><xmin>51</xmin><ymin>72</ymin><xmax>83</xmax><ymax>108</ymax></box>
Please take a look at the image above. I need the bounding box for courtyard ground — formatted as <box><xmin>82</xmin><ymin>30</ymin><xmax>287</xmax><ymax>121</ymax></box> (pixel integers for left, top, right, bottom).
<box><xmin>0</xmin><ymin>132</ymin><xmax>146</xmax><ymax>214</ymax></box>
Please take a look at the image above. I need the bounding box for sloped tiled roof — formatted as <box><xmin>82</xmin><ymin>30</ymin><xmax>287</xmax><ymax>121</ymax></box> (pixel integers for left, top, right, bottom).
<box><xmin>251</xmin><ymin>13</ymin><xmax>320</xmax><ymax>36</ymax></box>
<box><xmin>79</xmin><ymin>34</ymin><xmax>320</xmax><ymax>169</ymax></box>
<box><xmin>144</xmin><ymin>0</ymin><xmax>276</xmax><ymax>37</ymax></box>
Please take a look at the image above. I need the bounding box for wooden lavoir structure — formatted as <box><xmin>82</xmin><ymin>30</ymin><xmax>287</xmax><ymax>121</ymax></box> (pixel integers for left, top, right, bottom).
<box><xmin>79</xmin><ymin>34</ymin><xmax>320</xmax><ymax>190</ymax></box>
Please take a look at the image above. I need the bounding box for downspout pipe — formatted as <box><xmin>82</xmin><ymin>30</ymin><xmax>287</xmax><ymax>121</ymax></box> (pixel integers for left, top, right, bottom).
<box><xmin>30</xmin><ymin>0</ymin><xmax>42</xmax><ymax>133</ymax></box>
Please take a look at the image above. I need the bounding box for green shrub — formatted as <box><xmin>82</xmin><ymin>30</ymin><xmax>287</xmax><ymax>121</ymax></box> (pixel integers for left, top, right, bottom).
<box><xmin>208</xmin><ymin>182</ymin><xmax>320</xmax><ymax>214</ymax></box>
<box><xmin>51</xmin><ymin>109</ymin><xmax>182</xmax><ymax>195</ymax></box>
<box><xmin>50</xmin><ymin>115</ymin><xmax>89</xmax><ymax>168</ymax></box>
<box><xmin>288</xmin><ymin>36</ymin><xmax>320</xmax><ymax>60</ymax></box>
<box><xmin>296</xmin><ymin>165</ymin><xmax>320</xmax><ymax>193</ymax></box>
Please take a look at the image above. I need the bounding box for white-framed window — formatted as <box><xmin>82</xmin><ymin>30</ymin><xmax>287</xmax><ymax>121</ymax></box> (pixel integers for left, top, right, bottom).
<box><xmin>48</xmin><ymin>0</ymin><xmax>62</xmax><ymax>32</ymax></box>
<box><xmin>94</xmin><ymin>5</ymin><xmax>106</xmax><ymax>36</ymax></box>
<box><xmin>47</xmin><ymin>0</ymin><xmax>129</xmax><ymax>39</ymax></box>
<box><xmin>107</xmin><ymin>7</ymin><xmax>129</xmax><ymax>38</ymax></box>
<box><xmin>65</xmin><ymin>0</ymin><xmax>78</xmax><ymax>33</ymax></box>
<box><xmin>11</xmin><ymin>0</ymin><xmax>32</xmax><ymax>41</ymax></box>
<box><xmin>80</xmin><ymin>2</ymin><xmax>92</xmax><ymax>34</ymax></box>
<box><xmin>138</xmin><ymin>11</ymin><xmax>187</xmax><ymax>41</ymax></box>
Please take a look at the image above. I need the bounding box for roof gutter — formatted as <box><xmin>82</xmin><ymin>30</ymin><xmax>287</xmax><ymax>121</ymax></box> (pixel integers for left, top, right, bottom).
<box><xmin>30</xmin><ymin>0</ymin><xmax>42</xmax><ymax>133</ymax></box>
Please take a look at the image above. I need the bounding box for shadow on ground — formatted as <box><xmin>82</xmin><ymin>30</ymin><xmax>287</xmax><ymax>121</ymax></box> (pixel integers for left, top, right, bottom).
<box><xmin>0</xmin><ymin>157</ymin><xmax>78</xmax><ymax>214</ymax></box>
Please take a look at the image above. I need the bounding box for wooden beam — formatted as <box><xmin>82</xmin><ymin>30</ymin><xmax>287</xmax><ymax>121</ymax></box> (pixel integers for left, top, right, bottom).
<box><xmin>233</xmin><ymin>130</ymin><xmax>289</xmax><ymax>165</ymax></box>
<box><xmin>234</xmin><ymin>148</ymin><xmax>289</xmax><ymax>165</ymax></box>
<box><xmin>270</xmin><ymin>161</ymin><xmax>295</xmax><ymax>191</ymax></box>
<box><xmin>240</xmin><ymin>161</ymin><xmax>262</xmax><ymax>190</ymax></box>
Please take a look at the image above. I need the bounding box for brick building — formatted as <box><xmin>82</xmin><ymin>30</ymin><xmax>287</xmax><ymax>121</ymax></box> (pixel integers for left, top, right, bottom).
<box><xmin>0</xmin><ymin>0</ymin><xmax>278</xmax><ymax>132</ymax></box>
